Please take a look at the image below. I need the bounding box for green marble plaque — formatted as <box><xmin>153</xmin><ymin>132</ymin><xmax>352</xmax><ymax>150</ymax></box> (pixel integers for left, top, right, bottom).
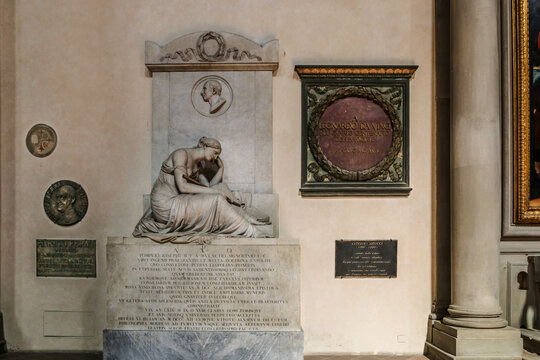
<box><xmin>36</xmin><ymin>239</ymin><xmax>96</xmax><ymax>277</ymax></box>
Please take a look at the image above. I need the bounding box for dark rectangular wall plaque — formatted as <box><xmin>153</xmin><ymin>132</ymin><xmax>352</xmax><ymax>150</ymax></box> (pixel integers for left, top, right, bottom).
<box><xmin>335</xmin><ymin>240</ymin><xmax>397</xmax><ymax>278</ymax></box>
<box><xmin>36</xmin><ymin>239</ymin><xmax>96</xmax><ymax>278</ymax></box>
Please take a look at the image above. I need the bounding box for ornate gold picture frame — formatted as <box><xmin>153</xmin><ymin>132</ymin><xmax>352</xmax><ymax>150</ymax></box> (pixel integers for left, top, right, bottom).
<box><xmin>513</xmin><ymin>0</ymin><xmax>540</xmax><ymax>223</ymax></box>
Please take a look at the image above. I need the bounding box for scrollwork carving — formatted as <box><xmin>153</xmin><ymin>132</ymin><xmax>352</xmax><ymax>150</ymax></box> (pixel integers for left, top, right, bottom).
<box><xmin>379</xmin><ymin>87</ymin><xmax>402</xmax><ymax>110</ymax></box>
<box><xmin>160</xmin><ymin>32</ymin><xmax>262</xmax><ymax>63</ymax></box>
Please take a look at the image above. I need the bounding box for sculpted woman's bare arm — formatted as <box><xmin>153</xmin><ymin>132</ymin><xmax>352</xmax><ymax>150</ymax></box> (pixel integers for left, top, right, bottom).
<box><xmin>171</xmin><ymin>149</ymin><xmax>226</xmax><ymax>196</ymax></box>
<box><xmin>209</xmin><ymin>157</ymin><xmax>224</xmax><ymax>187</ymax></box>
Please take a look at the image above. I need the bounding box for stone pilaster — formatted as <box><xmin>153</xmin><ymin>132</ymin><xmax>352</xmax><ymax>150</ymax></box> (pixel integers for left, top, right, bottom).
<box><xmin>426</xmin><ymin>1</ymin><xmax>522</xmax><ymax>358</ymax></box>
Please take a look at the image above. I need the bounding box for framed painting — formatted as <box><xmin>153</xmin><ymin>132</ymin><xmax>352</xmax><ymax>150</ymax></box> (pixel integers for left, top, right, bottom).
<box><xmin>513</xmin><ymin>0</ymin><xmax>540</xmax><ymax>224</ymax></box>
<box><xmin>295</xmin><ymin>65</ymin><xmax>417</xmax><ymax>197</ymax></box>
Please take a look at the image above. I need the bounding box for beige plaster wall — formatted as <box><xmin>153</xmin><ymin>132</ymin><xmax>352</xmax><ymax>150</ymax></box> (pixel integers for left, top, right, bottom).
<box><xmin>1</xmin><ymin>0</ymin><xmax>433</xmax><ymax>354</ymax></box>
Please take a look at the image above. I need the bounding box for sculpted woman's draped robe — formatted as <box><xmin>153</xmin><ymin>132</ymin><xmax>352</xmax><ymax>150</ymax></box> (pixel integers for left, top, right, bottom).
<box><xmin>133</xmin><ymin>161</ymin><xmax>260</xmax><ymax>241</ymax></box>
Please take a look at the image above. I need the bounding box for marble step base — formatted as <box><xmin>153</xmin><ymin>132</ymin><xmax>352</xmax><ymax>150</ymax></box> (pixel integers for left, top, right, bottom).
<box><xmin>103</xmin><ymin>329</ymin><xmax>304</xmax><ymax>360</ymax></box>
<box><xmin>425</xmin><ymin>321</ymin><xmax>522</xmax><ymax>360</ymax></box>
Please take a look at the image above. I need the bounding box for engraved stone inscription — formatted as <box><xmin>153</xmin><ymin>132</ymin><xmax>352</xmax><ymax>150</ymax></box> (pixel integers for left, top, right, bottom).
<box><xmin>319</xmin><ymin>97</ymin><xmax>392</xmax><ymax>171</ymax></box>
<box><xmin>107</xmin><ymin>244</ymin><xmax>300</xmax><ymax>331</ymax></box>
<box><xmin>36</xmin><ymin>239</ymin><xmax>96</xmax><ymax>277</ymax></box>
<box><xmin>335</xmin><ymin>240</ymin><xmax>397</xmax><ymax>278</ymax></box>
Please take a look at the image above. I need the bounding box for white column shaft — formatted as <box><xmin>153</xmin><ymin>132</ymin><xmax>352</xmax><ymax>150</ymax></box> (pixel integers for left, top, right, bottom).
<box><xmin>445</xmin><ymin>0</ymin><xmax>506</xmax><ymax>328</ymax></box>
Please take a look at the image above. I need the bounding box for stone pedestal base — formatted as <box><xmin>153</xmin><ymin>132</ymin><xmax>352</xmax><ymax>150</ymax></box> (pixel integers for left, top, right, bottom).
<box><xmin>425</xmin><ymin>321</ymin><xmax>522</xmax><ymax>360</ymax></box>
<box><xmin>103</xmin><ymin>329</ymin><xmax>304</xmax><ymax>360</ymax></box>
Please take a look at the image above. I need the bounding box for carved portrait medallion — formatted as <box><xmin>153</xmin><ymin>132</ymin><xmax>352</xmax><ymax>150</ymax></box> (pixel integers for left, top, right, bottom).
<box><xmin>26</xmin><ymin>124</ymin><xmax>57</xmax><ymax>158</ymax></box>
<box><xmin>43</xmin><ymin>180</ymin><xmax>88</xmax><ymax>226</ymax></box>
<box><xmin>191</xmin><ymin>75</ymin><xmax>233</xmax><ymax>117</ymax></box>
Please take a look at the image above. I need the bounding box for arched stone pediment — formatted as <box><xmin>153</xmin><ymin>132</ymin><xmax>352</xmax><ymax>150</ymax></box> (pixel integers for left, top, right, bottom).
<box><xmin>146</xmin><ymin>31</ymin><xmax>278</xmax><ymax>72</ymax></box>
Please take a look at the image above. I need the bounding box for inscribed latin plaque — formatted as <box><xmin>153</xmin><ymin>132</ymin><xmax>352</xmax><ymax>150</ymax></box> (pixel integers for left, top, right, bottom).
<box><xmin>36</xmin><ymin>239</ymin><xmax>96</xmax><ymax>277</ymax></box>
<box><xmin>335</xmin><ymin>240</ymin><xmax>397</xmax><ymax>278</ymax></box>
<box><xmin>107</xmin><ymin>240</ymin><xmax>300</xmax><ymax>332</ymax></box>
<box><xmin>319</xmin><ymin>97</ymin><xmax>393</xmax><ymax>171</ymax></box>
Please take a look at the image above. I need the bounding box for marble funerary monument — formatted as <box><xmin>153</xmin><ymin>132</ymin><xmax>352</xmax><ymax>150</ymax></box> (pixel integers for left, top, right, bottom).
<box><xmin>103</xmin><ymin>31</ymin><xmax>303</xmax><ymax>359</ymax></box>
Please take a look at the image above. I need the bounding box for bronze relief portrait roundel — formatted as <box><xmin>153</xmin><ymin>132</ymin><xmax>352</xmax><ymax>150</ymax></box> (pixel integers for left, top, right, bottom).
<box><xmin>43</xmin><ymin>180</ymin><xmax>88</xmax><ymax>226</ymax></box>
<box><xmin>25</xmin><ymin>123</ymin><xmax>57</xmax><ymax>158</ymax></box>
<box><xmin>191</xmin><ymin>75</ymin><xmax>233</xmax><ymax>117</ymax></box>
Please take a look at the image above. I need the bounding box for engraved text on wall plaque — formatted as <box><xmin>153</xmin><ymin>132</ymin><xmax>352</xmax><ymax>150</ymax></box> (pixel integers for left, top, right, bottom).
<box><xmin>37</xmin><ymin>239</ymin><xmax>96</xmax><ymax>277</ymax></box>
<box><xmin>335</xmin><ymin>240</ymin><xmax>397</xmax><ymax>278</ymax></box>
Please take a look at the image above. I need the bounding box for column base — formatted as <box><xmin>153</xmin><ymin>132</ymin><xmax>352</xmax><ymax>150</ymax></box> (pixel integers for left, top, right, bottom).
<box><xmin>443</xmin><ymin>316</ymin><xmax>508</xmax><ymax>329</ymax></box>
<box><xmin>425</xmin><ymin>321</ymin><xmax>522</xmax><ymax>360</ymax></box>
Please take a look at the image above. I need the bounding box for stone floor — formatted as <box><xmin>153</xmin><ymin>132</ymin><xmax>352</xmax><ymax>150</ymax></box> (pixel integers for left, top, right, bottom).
<box><xmin>0</xmin><ymin>354</ymin><xmax>429</xmax><ymax>360</ymax></box>
<box><xmin>0</xmin><ymin>354</ymin><xmax>100</xmax><ymax>360</ymax></box>
<box><xmin>305</xmin><ymin>356</ymin><xmax>428</xmax><ymax>360</ymax></box>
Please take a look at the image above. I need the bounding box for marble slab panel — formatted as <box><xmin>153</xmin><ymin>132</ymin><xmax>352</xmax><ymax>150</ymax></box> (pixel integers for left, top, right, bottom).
<box><xmin>107</xmin><ymin>238</ymin><xmax>300</xmax><ymax>331</ymax></box>
<box><xmin>103</xmin><ymin>329</ymin><xmax>303</xmax><ymax>360</ymax></box>
<box><xmin>151</xmin><ymin>70</ymin><xmax>273</xmax><ymax>193</ymax></box>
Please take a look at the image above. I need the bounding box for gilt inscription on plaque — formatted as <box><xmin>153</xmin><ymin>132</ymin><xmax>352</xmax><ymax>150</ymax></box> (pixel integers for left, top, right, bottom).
<box><xmin>319</xmin><ymin>97</ymin><xmax>393</xmax><ymax>171</ymax></box>
<box><xmin>36</xmin><ymin>239</ymin><xmax>96</xmax><ymax>277</ymax></box>
<box><xmin>335</xmin><ymin>240</ymin><xmax>397</xmax><ymax>278</ymax></box>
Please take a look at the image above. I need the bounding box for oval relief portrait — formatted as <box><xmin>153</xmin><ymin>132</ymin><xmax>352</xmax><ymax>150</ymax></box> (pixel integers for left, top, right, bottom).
<box><xmin>43</xmin><ymin>180</ymin><xmax>88</xmax><ymax>226</ymax></box>
<box><xmin>191</xmin><ymin>75</ymin><xmax>233</xmax><ymax>117</ymax></box>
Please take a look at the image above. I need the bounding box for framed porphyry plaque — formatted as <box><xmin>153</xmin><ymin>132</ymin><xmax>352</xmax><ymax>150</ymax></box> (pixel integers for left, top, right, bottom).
<box><xmin>295</xmin><ymin>66</ymin><xmax>417</xmax><ymax>196</ymax></box>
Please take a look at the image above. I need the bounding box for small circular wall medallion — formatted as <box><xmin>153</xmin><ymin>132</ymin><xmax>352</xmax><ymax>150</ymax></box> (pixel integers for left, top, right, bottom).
<box><xmin>43</xmin><ymin>180</ymin><xmax>88</xmax><ymax>226</ymax></box>
<box><xmin>26</xmin><ymin>124</ymin><xmax>57</xmax><ymax>157</ymax></box>
<box><xmin>191</xmin><ymin>75</ymin><xmax>233</xmax><ymax>117</ymax></box>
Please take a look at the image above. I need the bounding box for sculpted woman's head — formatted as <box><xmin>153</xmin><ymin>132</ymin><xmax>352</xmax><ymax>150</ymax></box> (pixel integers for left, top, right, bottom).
<box><xmin>197</xmin><ymin>136</ymin><xmax>221</xmax><ymax>161</ymax></box>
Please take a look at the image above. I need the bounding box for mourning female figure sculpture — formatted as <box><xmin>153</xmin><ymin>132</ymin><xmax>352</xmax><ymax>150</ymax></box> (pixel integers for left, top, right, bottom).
<box><xmin>133</xmin><ymin>137</ymin><xmax>269</xmax><ymax>241</ymax></box>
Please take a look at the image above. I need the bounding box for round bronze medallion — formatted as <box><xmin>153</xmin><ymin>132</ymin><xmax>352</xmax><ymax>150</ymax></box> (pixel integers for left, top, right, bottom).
<box><xmin>26</xmin><ymin>124</ymin><xmax>57</xmax><ymax>158</ymax></box>
<box><xmin>308</xmin><ymin>86</ymin><xmax>402</xmax><ymax>181</ymax></box>
<box><xmin>43</xmin><ymin>180</ymin><xmax>88</xmax><ymax>226</ymax></box>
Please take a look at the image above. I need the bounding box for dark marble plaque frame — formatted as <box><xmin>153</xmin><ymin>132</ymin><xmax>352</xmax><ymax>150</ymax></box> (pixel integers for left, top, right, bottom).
<box><xmin>295</xmin><ymin>65</ymin><xmax>417</xmax><ymax>196</ymax></box>
<box><xmin>335</xmin><ymin>240</ymin><xmax>397</xmax><ymax>278</ymax></box>
<box><xmin>36</xmin><ymin>239</ymin><xmax>97</xmax><ymax>278</ymax></box>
